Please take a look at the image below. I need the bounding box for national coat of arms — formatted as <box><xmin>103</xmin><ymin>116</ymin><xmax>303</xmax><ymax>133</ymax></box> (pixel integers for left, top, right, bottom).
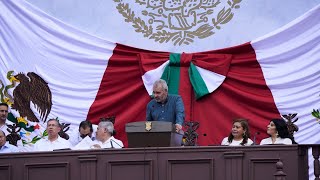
<box><xmin>0</xmin><ymin>71</ymin><xmax>52</xmax><ymax>122</ymax></box>
<box><xmin>0</xmin><ymin>71</ymin><xmax>54</xmax><ymax>145</ymax></box>
<box><xmin>145</xmin><ymin>121</ymin><xmax>152</xmax><ymax>131</ymax></box>
<box><xmin>114</xmin><ymin>0</ymin><xmax>242</xmax><ymax>45</ymax></box>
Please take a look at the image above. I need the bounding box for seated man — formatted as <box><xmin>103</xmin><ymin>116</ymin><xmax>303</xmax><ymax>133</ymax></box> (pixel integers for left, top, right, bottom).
<box><xmin>33</xmin><ymin>119</ymin><xmax>72</xmax><ymax>151</ymax></box>
<box><xmin>0</xmin><ymin>103</ymin><xmax>10</xmax><ymax>135</ymax></box>
<box><xmin>0</xmin><ymin>103</ymin><xmax>23</xmax><ymax>149</ymax></box>
<box><xmin>146</xmin><ymin>79</ymin><xmax>185</xmax><ymax>132</ymax></box>
<box><xmin>69</xmin><ymin>120</ymin><xmax>96</xmax><ymax>146</ymax></box>
<box><xmin>0</xmin><ymin>130</ymin><xmax>19</xmax><ymax>153</ymax></box>
<box><xmin>91</xmin><ymin>121</ymin><xmax>123</xmax><ymax>149</ymax></box>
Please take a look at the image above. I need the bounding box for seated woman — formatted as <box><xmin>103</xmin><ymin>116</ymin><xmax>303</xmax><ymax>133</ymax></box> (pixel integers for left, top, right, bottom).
<box><xmin>221</xmin><ymin>119</ymin><xmax>253</xmax><ymax>146</ymax></box>
<box><xmin>260</xmin><ymin>118</ymin><xmax>292</xmax><ymax>145</ymax></box>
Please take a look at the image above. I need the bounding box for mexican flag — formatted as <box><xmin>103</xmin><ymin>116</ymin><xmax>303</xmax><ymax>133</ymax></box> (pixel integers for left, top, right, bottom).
<box><xmin>0</xmin><ymin>0</ymin><xmax>319</xmax><ymax>152</ymax></box>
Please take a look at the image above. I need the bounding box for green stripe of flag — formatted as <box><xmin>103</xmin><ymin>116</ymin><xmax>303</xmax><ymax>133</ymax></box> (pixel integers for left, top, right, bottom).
<box><xmin>189</xmin><ymin>62</ymin><xmax>209</xmax><ymax>99</ymax></box>
<box><xmin>161</xmin><ymin>53</ymin><xmax>181</xmax><ymax>95</ymax></box>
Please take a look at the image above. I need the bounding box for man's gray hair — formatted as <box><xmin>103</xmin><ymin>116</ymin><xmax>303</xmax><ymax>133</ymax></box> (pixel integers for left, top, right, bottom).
<box><xmin>99</xmin><ymin>121</ymin><xmax>114</xmax><ymax>135</ymax></box>
<box><xmin>153</xmin><ymin>79</ymin><xmax>168</xmax><ymax>91</ymax></box>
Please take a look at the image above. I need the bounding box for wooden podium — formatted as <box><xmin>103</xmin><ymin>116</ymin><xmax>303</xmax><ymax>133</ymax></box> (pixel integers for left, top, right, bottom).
<box><xmin>125</xmin><ymin>121</ymin><xmax>183</xmax><ymax>148</ymax></box>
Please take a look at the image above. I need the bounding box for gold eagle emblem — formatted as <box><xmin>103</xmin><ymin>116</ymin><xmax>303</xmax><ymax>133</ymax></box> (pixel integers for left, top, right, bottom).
<box><xmin>145</xmin><ymin>121</ymin><xmax>152</xmax><ymax>131</ymax></box>
<box><xmin>114</xmin><ymin>0</ymin><xmax>242</xmax><ymax>45</ymax></box>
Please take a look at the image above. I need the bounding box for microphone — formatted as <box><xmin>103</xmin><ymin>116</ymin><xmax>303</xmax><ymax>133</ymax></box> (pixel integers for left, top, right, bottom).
<box><xmin>110</xmin><ymin>140</ymin><xmax>114</xmax><ymax>148</ymax></box>
<box><xmin>253</xmin><ymin>132</ymin><xmax>260</xmax><ymax>145</ymax></box>
<box><xmin>110</xmin><ymin>138</ymin><xmax>123</xmax><ymax>148</ymax></box>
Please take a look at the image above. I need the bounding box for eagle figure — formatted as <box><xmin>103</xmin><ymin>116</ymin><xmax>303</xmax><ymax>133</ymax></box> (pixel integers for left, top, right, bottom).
<box><xmin>12</xmin><ymin>72</ymin><xmax>52</xmax><ymax>122</ymax></box>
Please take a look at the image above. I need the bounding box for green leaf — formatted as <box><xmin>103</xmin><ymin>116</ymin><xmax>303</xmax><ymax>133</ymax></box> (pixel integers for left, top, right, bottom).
<box><xmin>22</xmin><ymin>139</ymin><xmax>27</xmax><ymax>145</ymax></box>
<box><xmin>312</xmin><ymin>109</ymin><xmax>320</xmax><ymax>118</ymax></box>
<box><xmin>43</xmin><ymin>130</ymin><xmax>48</xmax><ymax>137</ymax></box>
<box><xmin>7</xmin><ymin>113</ymin><xmax>18</xmax><ymax>123</ymax></box>
<box><xmin>312</xmin><ymin>111</ymin><xmax>315</xmax><ymax>116</ymax></box>
<box><xmin>31</xmin><ymin>136</ymin><xmax>40</xmax><ymax>141</ymax></box>
<box><xmin>233</xmin><ymin>0</ymin><xmax>242</xmax><ymax>4</ymax></box>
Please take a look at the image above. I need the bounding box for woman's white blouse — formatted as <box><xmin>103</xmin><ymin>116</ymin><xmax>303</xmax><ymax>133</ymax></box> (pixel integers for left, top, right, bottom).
<box><xmin>260</xmin><ymin>137</ymin><xmax>292</xmax><ymax>145</ymax></box>
<box><xmin>221</xmin><ymin>137</ymin><xmax>253</xmax><ymax>146</ymax></box>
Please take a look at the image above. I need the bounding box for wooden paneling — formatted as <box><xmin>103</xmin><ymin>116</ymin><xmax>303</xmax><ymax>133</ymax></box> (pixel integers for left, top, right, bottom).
<box><xmin>24</xmin><ymin>162</ymin><xmax>69</xmax><ymax>180</ymax></box>
<box><xmin>249</xmin><ymin>158</ymin><xmax>279</xmax><ymax>180</ymax></box>
<box><xmin>78</xmin><ymin>155</ymin><xmax>97</xmax><ymax>180</ymax></box>
<box><xmin>224</xmin><ymin>151</ymin><xmax>244</xmax><ymax>180</ymax></box>
<box><xmin>0</xmin><ymin>145</ymin><xmax>313</xmax><ymax>180</ymax></box>
<box><xmin>0</xmin><ymin>164</ymin><xmax>11</xmax><ymax>180</ymax></box>
<box><xmin>106</xmin><ymin>160</ymin><xmax>153</xmax><ymax>180</ymax></box>
<box><xmin>167</xmin><ymin>159</ymin><xmax>214</xmax><ymax>180</ymax></box>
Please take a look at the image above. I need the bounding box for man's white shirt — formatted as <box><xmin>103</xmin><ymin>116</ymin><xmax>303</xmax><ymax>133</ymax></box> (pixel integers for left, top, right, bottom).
<box><xmin>92</xmin><ymin>136</ymin><xmax>123</xmax><ymax>149</ymax></box>
<box><xmin>33</xmin><ymin>136</ymin><xmax>72</xmax><ymax>151</ymax></box>
<box><xmin>68</xmin><ymin>124</ymin><xmax>97</xmax><ymax>146</ymax></box>
<box><xmin>69</xmin><ymin>131</ymin><xmax>96</xmax><ymax>146</ymax></box>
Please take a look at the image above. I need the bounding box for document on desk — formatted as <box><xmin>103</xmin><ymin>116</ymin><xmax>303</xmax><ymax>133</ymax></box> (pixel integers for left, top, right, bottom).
<box><xmin>72</xmin><ymin>136</ymin><xmax>94</xmax><ymax>150</ymax></box>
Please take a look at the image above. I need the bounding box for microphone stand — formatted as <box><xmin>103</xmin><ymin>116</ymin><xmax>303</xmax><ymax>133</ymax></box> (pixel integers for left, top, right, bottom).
<box><xmin>253</xmin><ymin>132</ymin><xmax>260</xmax><ymax>145</ymax></box>
<box><xmin>110</xmin><ymin>138</ymin><xmax>123</xmax><ymax>148</ymax></box>
<box><xmin>110</xmin><ymin>140</ymin><xmax>114</xmax><ymax>148</ymax></box>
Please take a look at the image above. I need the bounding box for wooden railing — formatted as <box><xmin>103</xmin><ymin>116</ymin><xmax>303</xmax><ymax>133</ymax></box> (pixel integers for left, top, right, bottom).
<box><xmin>309</xmin><ymin>145</ymin><xmax>320</xmax><ymax>180</ymax></box>
<box><xmin>0</xmin><ymin>145</ymin><xmax>319</xmax><ymax>180</ymax></box>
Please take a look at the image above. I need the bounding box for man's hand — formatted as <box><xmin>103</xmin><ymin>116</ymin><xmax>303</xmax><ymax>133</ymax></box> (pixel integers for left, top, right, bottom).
<box><xmin>91</xmin><ymin>144</ymin><xmax>101</xmax><ymax>149</ymax></box>
<box><xmin>175</xmin><ymin>124</ymin><xmax>182</xmax><ymax>133</ymax></box>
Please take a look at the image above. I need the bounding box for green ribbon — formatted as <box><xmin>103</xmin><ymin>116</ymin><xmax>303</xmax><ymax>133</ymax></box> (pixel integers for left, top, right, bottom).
<box><xmin>189</xmin><ymin>62</ymin><xmax>209</xmax><ymax>99</ymax></box>
<box><xmin>161</xmin><ymin>53</ymin><xmax>210</xmax><ymax>99</ymax></box>
<box><xmin>161</xmin><ymin>53</ymin><xmax>181</xmax><ymax>95</ymax></box>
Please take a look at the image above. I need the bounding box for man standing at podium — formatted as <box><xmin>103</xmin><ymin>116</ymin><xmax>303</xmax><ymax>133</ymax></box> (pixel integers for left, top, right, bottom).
<box><xmin>146</xmin><ymin>79</ymin><xmax>185</xmax><ymax>132</ymax></box>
